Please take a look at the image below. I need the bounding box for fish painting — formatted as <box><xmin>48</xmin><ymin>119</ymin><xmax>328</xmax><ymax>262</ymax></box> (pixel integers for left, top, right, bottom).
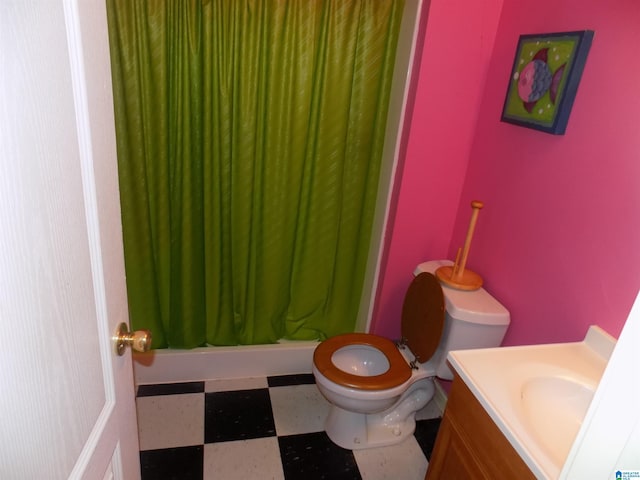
<box><xmin>515</xmin><ymin>48</ymin><xmax>566</xmax><ymax>113</ymax></box>
<box><xmin>501</xmin><ymin>31</ymin><xmax>594</xmax><ymax>135</ymax></box>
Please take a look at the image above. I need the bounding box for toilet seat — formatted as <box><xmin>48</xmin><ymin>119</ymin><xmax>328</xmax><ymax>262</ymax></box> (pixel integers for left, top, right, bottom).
<box><xmin>313</xmin><ymin>333</ymin><xmax>411</xmax><ymax>390</ymax></box>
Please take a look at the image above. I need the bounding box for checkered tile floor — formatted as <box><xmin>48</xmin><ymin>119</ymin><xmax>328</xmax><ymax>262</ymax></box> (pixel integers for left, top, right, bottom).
<box><xmin>136</xmin><ymin>374</ymin><xmax>442</xmax><ymax>480</ymax></box>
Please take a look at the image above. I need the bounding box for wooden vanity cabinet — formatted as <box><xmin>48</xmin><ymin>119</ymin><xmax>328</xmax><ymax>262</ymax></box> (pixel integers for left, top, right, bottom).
<box><xmin>425</xmin><ymin>375</ymin><xmax>536</xmax><ymax>480</ymax></box>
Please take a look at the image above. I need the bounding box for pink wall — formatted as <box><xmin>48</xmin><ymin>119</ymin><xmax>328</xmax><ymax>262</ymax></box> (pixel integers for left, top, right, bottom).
<box><xmin>370</xmin><ymin>0</ymin><xmax>503</xmax><ymax>339</ymax></box>
<box><xmin>452</xmin><ymin>0</ymin><xmax>640</xmax><ymax>344</ymax></box>
<box><xmin>373</xmin><ymin>0</ymin><xmax>640</xmax><ymax>345</ymax></box>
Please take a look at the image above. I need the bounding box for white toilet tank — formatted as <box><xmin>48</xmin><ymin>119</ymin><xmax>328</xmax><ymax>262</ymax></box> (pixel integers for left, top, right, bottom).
<box><xmin>414</xmin><ymin>260</ymin><xmax>510</xmax><ymax>380</ymax></box>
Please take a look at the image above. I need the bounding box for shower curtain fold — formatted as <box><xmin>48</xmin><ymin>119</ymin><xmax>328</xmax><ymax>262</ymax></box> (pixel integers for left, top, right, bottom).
<box><xmin>106</xmin><ymin>0</ymin><xmax>405</xmax><ymax>348</ymax></box>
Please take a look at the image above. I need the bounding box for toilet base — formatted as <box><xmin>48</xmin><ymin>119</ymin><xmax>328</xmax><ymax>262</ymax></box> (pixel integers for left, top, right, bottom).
<box><xmin>324</xmin><ymin>379</ymin><xmax>435</xmax><ymax>450</ymax></box>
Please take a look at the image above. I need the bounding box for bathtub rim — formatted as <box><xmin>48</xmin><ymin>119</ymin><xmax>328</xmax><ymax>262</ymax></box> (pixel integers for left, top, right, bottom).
<box><xmin>133</xmin><ymin>341</ymin><xmax>318</xmax><ymax>386</ymax></box>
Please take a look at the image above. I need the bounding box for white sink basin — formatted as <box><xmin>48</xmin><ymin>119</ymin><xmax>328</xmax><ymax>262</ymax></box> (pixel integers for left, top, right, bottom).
<box><xmin>520</xmin><ymin>374</ymin><xmax>596</xmax><ymax>466</ymax></box>
<box><xmin>447</xmin><ymin>326</ymin><xmax>615</xmax><ymax>479</ymax></box>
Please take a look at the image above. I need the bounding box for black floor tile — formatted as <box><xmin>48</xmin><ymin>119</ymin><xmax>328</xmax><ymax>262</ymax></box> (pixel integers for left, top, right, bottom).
<box><xmin>205</xmin><ymin>388</ymin><xmax>276</xmax><ymax>443</ymax></box>
<box><xmin>140</xmin><ymin>445</ymin><xmax>203</xmax><ymax>480</ymax></box>
<box><xmin>414</xmin><ymin>417</ymin><xmax>442</xmax><ymax>460</ymax></box>
<box><xmin>137</xmin><ymin>381</ymin><xmax>205</xmax><ymax>397</ymax></box>
<box><xmin>278</xmin><ymin>431</ymin><xmax>362</xmax><ymax>480</ymax></box>
<box><xmin>267</xmin><ymin>373</ymin><xmax>316</xmax><ymax>387</ymax></box>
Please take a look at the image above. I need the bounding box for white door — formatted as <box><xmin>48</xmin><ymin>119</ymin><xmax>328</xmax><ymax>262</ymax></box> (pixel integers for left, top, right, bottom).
<box><xmin>0</xmin><ymin>1</ymin><xmax>141</xmax><ymax>479</ymax></box>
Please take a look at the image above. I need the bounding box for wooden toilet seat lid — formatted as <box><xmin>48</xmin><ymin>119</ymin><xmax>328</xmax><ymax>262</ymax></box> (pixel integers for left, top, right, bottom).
<box><xmin>401</xmin><ymin>272</ymin><xmax>445</xmax><ymax>364</ymax></box>
<box><xmin>313</xmin><ymin>333</ymin><xmax>411</xmax><ymax>391</ymax></box>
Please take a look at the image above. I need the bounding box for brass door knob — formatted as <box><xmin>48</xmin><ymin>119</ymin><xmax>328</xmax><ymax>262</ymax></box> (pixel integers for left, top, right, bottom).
<box><xmin>114</xmin><ymin>322</ymin><xmax>152</xmax><ymax>356</ymax></box>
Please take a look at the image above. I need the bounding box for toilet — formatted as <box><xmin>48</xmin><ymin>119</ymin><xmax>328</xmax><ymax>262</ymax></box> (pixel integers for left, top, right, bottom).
<box><xmin>312</xmin><ymin>259</ymin><xmax>510</xmax><ymax>450</ymax></box>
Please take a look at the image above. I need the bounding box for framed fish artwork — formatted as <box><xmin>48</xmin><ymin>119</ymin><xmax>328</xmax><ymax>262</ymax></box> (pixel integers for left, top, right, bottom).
<box><xmin>501</xmin><ymin>30</ymin><xmax>594</xmax><ymax>135</ymax></box>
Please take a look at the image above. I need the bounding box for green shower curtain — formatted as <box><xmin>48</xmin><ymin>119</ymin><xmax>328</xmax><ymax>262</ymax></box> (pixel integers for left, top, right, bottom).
<box><xmin>106</xmin><ymin>0</ymin><xmax>405</xmax><ymax>348</ymax></box>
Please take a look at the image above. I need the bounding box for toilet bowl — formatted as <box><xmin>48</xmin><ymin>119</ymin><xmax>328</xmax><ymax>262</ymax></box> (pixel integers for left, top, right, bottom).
<box><xmin>312</xmin><ymin>259</ymin><xmax>511</xmax><ymax>450</ymax></box>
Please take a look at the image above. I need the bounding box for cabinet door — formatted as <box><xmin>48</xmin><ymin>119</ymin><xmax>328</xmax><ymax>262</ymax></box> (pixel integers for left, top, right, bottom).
<box><xmin>425</xmin><ymin>415</ymin><xmax>490</xmax><ymax>479</ymax></box>
<box><xmin>425</xmin><ymin>376</ymin><xmax>536</xmax><ymax>480</ymax></box>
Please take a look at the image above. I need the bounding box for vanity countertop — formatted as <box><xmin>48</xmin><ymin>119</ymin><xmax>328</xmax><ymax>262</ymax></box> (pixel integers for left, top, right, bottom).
<box><xmin>447</xmin><ymin>325</ymin><xmax>616</xmax><ymax>479</ymax></box>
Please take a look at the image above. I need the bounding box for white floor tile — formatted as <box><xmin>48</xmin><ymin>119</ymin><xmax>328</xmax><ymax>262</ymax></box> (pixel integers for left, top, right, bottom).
<box><xmin>353</xmin><ymin>436</ymin><xmax>428</xmax><ymax>480</ymax></box>
<box><xmin>203</xmin><ymin>437</ymin><xmax>285</xmax><ymax>480</ymax></box>
<box><xmin>205</xmin><ymin>376</ymin><xmax>268</xmax><ymax>392</ymax></box>
<box><xmin>136</xmin><ymin>393</ymin><xmax>204</xmax><ymax>450</ymax></box>
<box><xmin>269</xmin><ymin>384</ymin><xmax>331</xmax><ymax>436</ymax></box>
